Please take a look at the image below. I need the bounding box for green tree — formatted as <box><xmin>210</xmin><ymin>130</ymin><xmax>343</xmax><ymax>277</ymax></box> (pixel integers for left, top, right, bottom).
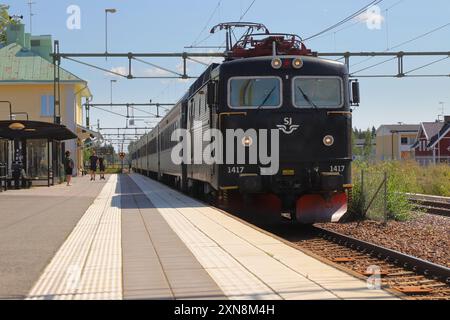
<box><xmin>351</xmin><ymin>129</ymin><xmax>359</xmax><ymax>157</ymax></box>
<box><xmin>363</xmin><ymin>129</ymin><xmax>373</xmax><ymax>159</ymax></box>
<box><xmin>0</xmin><ymin>5</ymin><xmax>17</xmax><ymax>45</ymax></box>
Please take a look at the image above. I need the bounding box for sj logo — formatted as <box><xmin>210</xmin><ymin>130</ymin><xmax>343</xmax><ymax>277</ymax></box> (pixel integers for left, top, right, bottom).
<box><xmin>277</xmin><ymin>117</ymin><xmax>299</xmax><ymax>135</ymax></box>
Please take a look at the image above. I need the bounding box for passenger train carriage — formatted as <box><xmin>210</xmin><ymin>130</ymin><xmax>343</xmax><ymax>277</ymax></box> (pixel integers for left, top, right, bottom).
<box><xmin>131</xmin><ymin>23</ymin><xmax>360</xmax><ymax>223</ymax></box>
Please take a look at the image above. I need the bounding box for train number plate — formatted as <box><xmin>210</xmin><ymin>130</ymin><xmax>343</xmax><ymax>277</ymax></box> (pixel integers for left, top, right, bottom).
<box><xmin>330</xmin><ymin>165</ymin><xmax>345</xmax><ymax>173</ymax></box>
<box><xmin>227</xmin><ymin>166</ymin><xmax>244</xmax><ymax>174</ymax></box>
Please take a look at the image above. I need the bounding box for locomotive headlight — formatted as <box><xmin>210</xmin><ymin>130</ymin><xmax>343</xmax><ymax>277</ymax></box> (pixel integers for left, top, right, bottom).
<box><xmin>323</xmin><ymin>135</ymin><xmax>335</xmax><ymax>147</ymax></box>
<box><xmin>242</xmin><ymin>136</ymin><xmax>253</xmax><ymax>147</ymax></box>
<box><xmin>292</xmin><ymin>58</ymin><xmax>303</xmax><ymax>69</ymax></box>
<box><xmin>271</xmin><ymin>58</ymin><xmax>282</xmax><ymax>69</ymax></box>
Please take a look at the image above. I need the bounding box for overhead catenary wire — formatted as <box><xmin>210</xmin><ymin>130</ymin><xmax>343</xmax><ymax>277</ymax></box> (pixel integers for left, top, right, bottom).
<box><xmin>332</xmin><ymin>0</ymin><xmax>406</xmax><ymax>61</ymax></box>
<box><xmin>351</xmin><ymin>21</ymin><xmax>450</xmax><ymax>69</ymax></box>
<box><xmin>303</xmin><ymin>0</ymin><xmax>384</xmax><ymax>41</ymax></box>
<box><xmin>190</xmin><ymin>1</ymin><xmax>222</xmax><ymax>47</ymax></box>
<box><xmin>202</xmin><ymin>0</ymin><xmax>258</xmax><ymax>66</ymax></box>
<box><xmin>90</xmin><ymin>105</ymin><xmax>160</xmax><ymax>119</ymax></box>
<box><xmin>351</xmin><ymin>57</ymin><xmax>397</xmax><ymax>75</ymax></box>
<box><xmin>404</xmin><ymin>56</ymin><xmax>450</xmax><ymax>75</ymax></box>
<box><xmin>239</xmin><ymin>0</ymin><xmax>257</xmax><ymax>22</ymax></box>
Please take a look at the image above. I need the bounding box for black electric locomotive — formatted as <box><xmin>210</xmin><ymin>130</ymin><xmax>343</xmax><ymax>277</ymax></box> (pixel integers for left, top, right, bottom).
<box><xmin>131</xmin><ymin>23</ymin><xmax>360</xmax><ymax>223</ymax></box>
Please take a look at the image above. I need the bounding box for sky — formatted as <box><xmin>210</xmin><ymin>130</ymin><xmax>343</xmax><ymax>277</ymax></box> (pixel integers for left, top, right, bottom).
<box><xmin>4</xmin><ymin>0</ymin><xmax>450</xmax><ymax>148</ymax></box>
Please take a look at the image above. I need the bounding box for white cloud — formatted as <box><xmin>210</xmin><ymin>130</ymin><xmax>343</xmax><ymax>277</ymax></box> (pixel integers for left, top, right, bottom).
<box><xmin>108</xmin><ymin>66</ymin><xmax>128</xmax><ymax>77</ymax></box>
<box><xmin>355</xmin><ymin>11</ymin><xmax>385</xmax><ymax>23</ymax></box>
<box><xmin>355</xmin><ymin>6</ymin><xmax>385</xmax><ymax>30</ymax></box>
<box><xmin>141</xmin><ymin>67</ymin><xmax>171</xmax><ymax>77</ymax></box>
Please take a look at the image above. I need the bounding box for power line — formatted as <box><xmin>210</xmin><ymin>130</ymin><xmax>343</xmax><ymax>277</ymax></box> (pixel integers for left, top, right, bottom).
<box><xmin>390</xmin><ymin>22</ymin><xmax>450</xmax><ymax>50</ymax></box>
<box><xmin>351</xmin><ymin>21</ymin><xmax>450</xmax><ymax>70</ymax></box>
<box><xmin>404</xmin><ymin>56</ymin><xmax>450</xmax><ymax>75</ymax></box>
<box><xmin>190</xmin><ymin>1</ymin><xmax>222</xmax><ymax>47</ymax></box>
<box><xmin>304</xmin><ymin>0</ymin><xmax>383</xmax><ymax>41</ymax></box>
<box><xmin>239</xmin><ymin>0</ymin><xmax>257</xmax><ymax>22</ymax></box>
<box><xmin>351</xmin><ymin>57</ymin><xmax>396</xmax><ymax>74</ymax></box>
<box><xmin>191</xmin><ymin>0</ymin><xmax>258</xmax><ymax>49</ymax></box>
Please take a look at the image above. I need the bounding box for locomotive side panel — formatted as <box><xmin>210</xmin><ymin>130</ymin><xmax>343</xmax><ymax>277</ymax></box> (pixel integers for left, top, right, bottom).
<box><xmin>186</xmin><ymin>86</ymin><xmax>215</xmax><ymax>185</ymax></box>
<box><xmin>158</xmin><ymin>103</ymin><xmax>183</xmax><ymax>178</ymax></box>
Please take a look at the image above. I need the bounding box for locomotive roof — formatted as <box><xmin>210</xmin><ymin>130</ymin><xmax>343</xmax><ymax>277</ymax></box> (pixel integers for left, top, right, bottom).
<box><xmin>221</xmin><ymin>55</ymin><xmax>348</xmax><ymax>75</ymax></box>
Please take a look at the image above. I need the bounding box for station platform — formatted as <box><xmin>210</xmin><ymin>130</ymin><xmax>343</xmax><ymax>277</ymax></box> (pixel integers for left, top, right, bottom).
<box><xmin>1</xmin><ymin>174</ymin><xmax>397</xmax><ymax>300</ymax></box>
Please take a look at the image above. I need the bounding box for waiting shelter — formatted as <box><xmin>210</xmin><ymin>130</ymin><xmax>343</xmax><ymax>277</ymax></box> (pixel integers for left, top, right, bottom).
<box><xmin>0</xmin><ymin>120</ymin><xmax>77</xmax><ymax>189</ymax></box>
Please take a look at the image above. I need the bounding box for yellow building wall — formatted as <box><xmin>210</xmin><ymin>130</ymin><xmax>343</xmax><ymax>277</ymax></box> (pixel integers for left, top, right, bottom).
<box><xmin>0</xmin><ymin>82</ymin><xmax>86</xmax><ymax>176</ymax></box>
<box><xmin>376</xmin><ymin>133</ymin><xmax>416</xmax><ymax>161</ymax></box>
<box><xmin>0</xmin><ymin>83</ymin><xmax>84</xmax><ymax>125</ymax></box>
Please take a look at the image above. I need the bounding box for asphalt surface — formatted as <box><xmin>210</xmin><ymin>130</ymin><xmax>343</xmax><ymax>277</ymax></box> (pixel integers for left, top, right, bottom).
<box><xmin>0</xmin><ymin>176</ymin><xmax>107</xmax><ymax>299</ymax></box>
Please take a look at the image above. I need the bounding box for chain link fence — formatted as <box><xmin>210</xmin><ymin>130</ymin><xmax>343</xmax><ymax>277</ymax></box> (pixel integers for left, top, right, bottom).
<box><xmin>350</xmin><ymin>170</ymin><xmax>388</xmax><ymax>223</ymax></box>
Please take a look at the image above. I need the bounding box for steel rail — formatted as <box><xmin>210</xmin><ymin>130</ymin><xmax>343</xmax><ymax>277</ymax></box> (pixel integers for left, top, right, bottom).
<box><xmin>407</xmin><ymin>193</ymin><xmax>450</xmax><ymax>217</ymax></box>
<box><xmin>313</xmin><ymin>226</ymin><xmax>450</xmax><ymax>284</ymax></box>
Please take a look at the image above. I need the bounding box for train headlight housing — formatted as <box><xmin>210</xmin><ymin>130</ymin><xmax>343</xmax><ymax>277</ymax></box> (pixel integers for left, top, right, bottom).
<box><xmin>292</xmin><ymin>58</ymin><xmax>303</xmax><ymax>69</ymax></box>
<box><xmin>271</xmin><ymin>58</ymin><xmax>282</xmax><ymax>69</ymax></box>
<box><xmin>323</xmin><ymin>135</ymin><xmax>334</xmax><ymax>147</ymax></box>
<box><xmin>242</xmin><ymin>136</ymin><xmax>253</xmax><ymax>147</ymax></box>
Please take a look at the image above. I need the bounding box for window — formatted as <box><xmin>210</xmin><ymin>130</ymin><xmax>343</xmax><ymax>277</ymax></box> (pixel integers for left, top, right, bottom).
<box><xmin>401</xmin><ymin>137</ymin><xmax>408</xmax><ymax>145</ymax></box>
<box><xmin>26</xmin><ymin>139</ymin><xmax>49</xmax><ymax>179</ymax></box>
<box><xmin>293</xmin><ymin>77</ymin><xmax>343</xmax><ymax>109</ymax></box>
<box><xmin>229</xmin><ymin>77</ymin><xmax>281</xmax><ymax>108</ymax></box>
<box><xmin>40</xmin><ymin>95</ymin><xmax>55</xmax><ymax>117</ymax></box>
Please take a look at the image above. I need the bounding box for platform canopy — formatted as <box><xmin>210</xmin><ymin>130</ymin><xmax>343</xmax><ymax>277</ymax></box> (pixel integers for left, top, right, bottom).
<box><xmin>0</xmin><ymin>120</ymin><xmax>77</xmax><ymax>141</ymax></box>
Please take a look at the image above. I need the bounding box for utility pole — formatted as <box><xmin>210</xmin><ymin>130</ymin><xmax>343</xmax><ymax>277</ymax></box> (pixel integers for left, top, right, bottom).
<box><xmin>110</xmin><ymin>79</ymin><xmax>117</xmax><ymax>105</ymax></box>
<box><xmin>437</xmin><ymin>101</ymin><xmax>446</xmax><ymax>163</ymax></box>
<box><xmin>27</xmin><ymin>0</ymin><xmax>35</xmax><ymax>34</ymax></box>
<box><xmin>438</xmin><ymin>102</ymin><xmax>446</xmax><ymax>120</ymax></box>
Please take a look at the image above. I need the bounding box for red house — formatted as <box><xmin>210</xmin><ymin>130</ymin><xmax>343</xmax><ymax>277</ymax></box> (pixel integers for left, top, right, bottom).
<box><xmin>412</xmin><ymin>116</ymin><xmax>450</xmax><ymax>165</ymax></box>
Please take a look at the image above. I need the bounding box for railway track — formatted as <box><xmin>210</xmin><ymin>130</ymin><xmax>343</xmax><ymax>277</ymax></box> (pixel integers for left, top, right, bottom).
<box><xmin>243</xmin><ymin>220</ymin><xmax>450</xmax><ymax>300</ymax></box>
<box><xmin>408</xmin><ymin>193</ymin><xmax>450</xmax><ymax>217</ymax></box>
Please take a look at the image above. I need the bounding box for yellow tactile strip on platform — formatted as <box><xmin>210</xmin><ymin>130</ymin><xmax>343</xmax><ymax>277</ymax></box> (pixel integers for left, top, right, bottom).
<box><xmin>27</xmin><ymin>175</ymin><xmax>122</xmax><ymax>300</ymax></box>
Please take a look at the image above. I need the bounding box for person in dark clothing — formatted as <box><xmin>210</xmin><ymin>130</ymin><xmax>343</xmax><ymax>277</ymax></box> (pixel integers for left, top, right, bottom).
<box><xmin>64</xmin><ymin>150</ymin><xmax>74</xmax><ymax>186</ymax></box>
<box><xmin>89</xmin><ymin>150</ymin><xmax>99</xmax><ymax>181</ymax></box>
<box><xmin>99</xmin><ymin>157</ymin><xmax>106</xmax><ymax>180</ymax></box>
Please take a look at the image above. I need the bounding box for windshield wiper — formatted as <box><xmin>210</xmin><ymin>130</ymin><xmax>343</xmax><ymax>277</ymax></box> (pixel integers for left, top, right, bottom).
<box><xmin>296</xmin><ymin>85</ymin><xmax>319</xmax><ymax>111</ymax></box>
<box><xmin>255</xmin><ymin>86</ymin><xmax>277</xmax><ymax>112</ymax></box>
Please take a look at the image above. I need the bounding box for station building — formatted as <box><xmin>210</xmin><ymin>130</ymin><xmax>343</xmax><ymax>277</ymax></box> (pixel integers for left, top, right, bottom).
<box><xmin>0</xmin><ymin>23</ymin><xmax>99</xmax><ymax>185</ymax></box>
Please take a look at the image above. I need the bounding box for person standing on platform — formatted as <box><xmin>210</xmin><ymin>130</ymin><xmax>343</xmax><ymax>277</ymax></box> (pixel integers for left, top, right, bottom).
<box><xmin>89</xmin><ymin>150</ymin><xmax>99</xmax><ymax>181</ymax></box>
<box><xmin>99</xmin><ymin>156</ymin><xmax>106</xmax><ymax>180</ymax></box>
<box><xmin>64</xmin><ymin>151</ymin><xmax>74</xmax><ymax>186</ymax></box>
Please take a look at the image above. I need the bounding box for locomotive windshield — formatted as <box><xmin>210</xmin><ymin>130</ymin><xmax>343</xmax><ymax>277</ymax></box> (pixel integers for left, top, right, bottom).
<box><xmin>293</xmin><ymin>77</ymin><xmax>343</xmax><ymax>109</ymax></box>
<box><xmin>229</xmin><ymin>77</ymin><xmax>281</xmax><ymax>108</ymax></box>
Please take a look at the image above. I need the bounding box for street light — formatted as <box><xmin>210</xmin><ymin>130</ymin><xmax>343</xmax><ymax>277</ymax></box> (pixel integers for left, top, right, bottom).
<box><xmin>105</xmin><ymin>8</ymin><xmax>117</xmax><ymax>58</ymax></box>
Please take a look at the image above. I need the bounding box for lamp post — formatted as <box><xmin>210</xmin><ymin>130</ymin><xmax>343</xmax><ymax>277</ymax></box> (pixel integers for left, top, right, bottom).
<box><xmin>105</xmin><ymin>8</ymin><xmax>117</xmax><ymax>58</ymax></box>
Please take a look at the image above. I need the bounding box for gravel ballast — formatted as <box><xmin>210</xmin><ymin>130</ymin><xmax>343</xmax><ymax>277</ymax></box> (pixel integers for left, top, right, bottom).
<box><xmin>317</xmin><ymin>213</ymin><xmax>450</xmax><ymax>268</ymax></box>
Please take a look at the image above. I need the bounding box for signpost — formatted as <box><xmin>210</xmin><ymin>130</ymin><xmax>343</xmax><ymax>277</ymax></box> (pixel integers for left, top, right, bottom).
<box><xmin>119</xmin><ymin>152</ymin><xmax>125</xmax><ymax>173</ymax></box>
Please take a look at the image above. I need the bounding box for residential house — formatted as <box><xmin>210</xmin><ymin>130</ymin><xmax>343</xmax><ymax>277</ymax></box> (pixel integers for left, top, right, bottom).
<box><xmin>376</xmin><ymin>124</ymin><xmax>419</xmax><ymax>161</ymax></box>
<box><xmin>412</xmin><ymin>116</ymin><xmax>450</xmax><ymax>165</ymax></box>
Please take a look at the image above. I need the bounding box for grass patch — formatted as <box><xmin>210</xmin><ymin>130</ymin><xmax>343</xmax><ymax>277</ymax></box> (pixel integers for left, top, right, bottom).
<box><xmin>350</xmin><ymin>161</ymin><xmax>448</xmax><ymax>222</ymax></box>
